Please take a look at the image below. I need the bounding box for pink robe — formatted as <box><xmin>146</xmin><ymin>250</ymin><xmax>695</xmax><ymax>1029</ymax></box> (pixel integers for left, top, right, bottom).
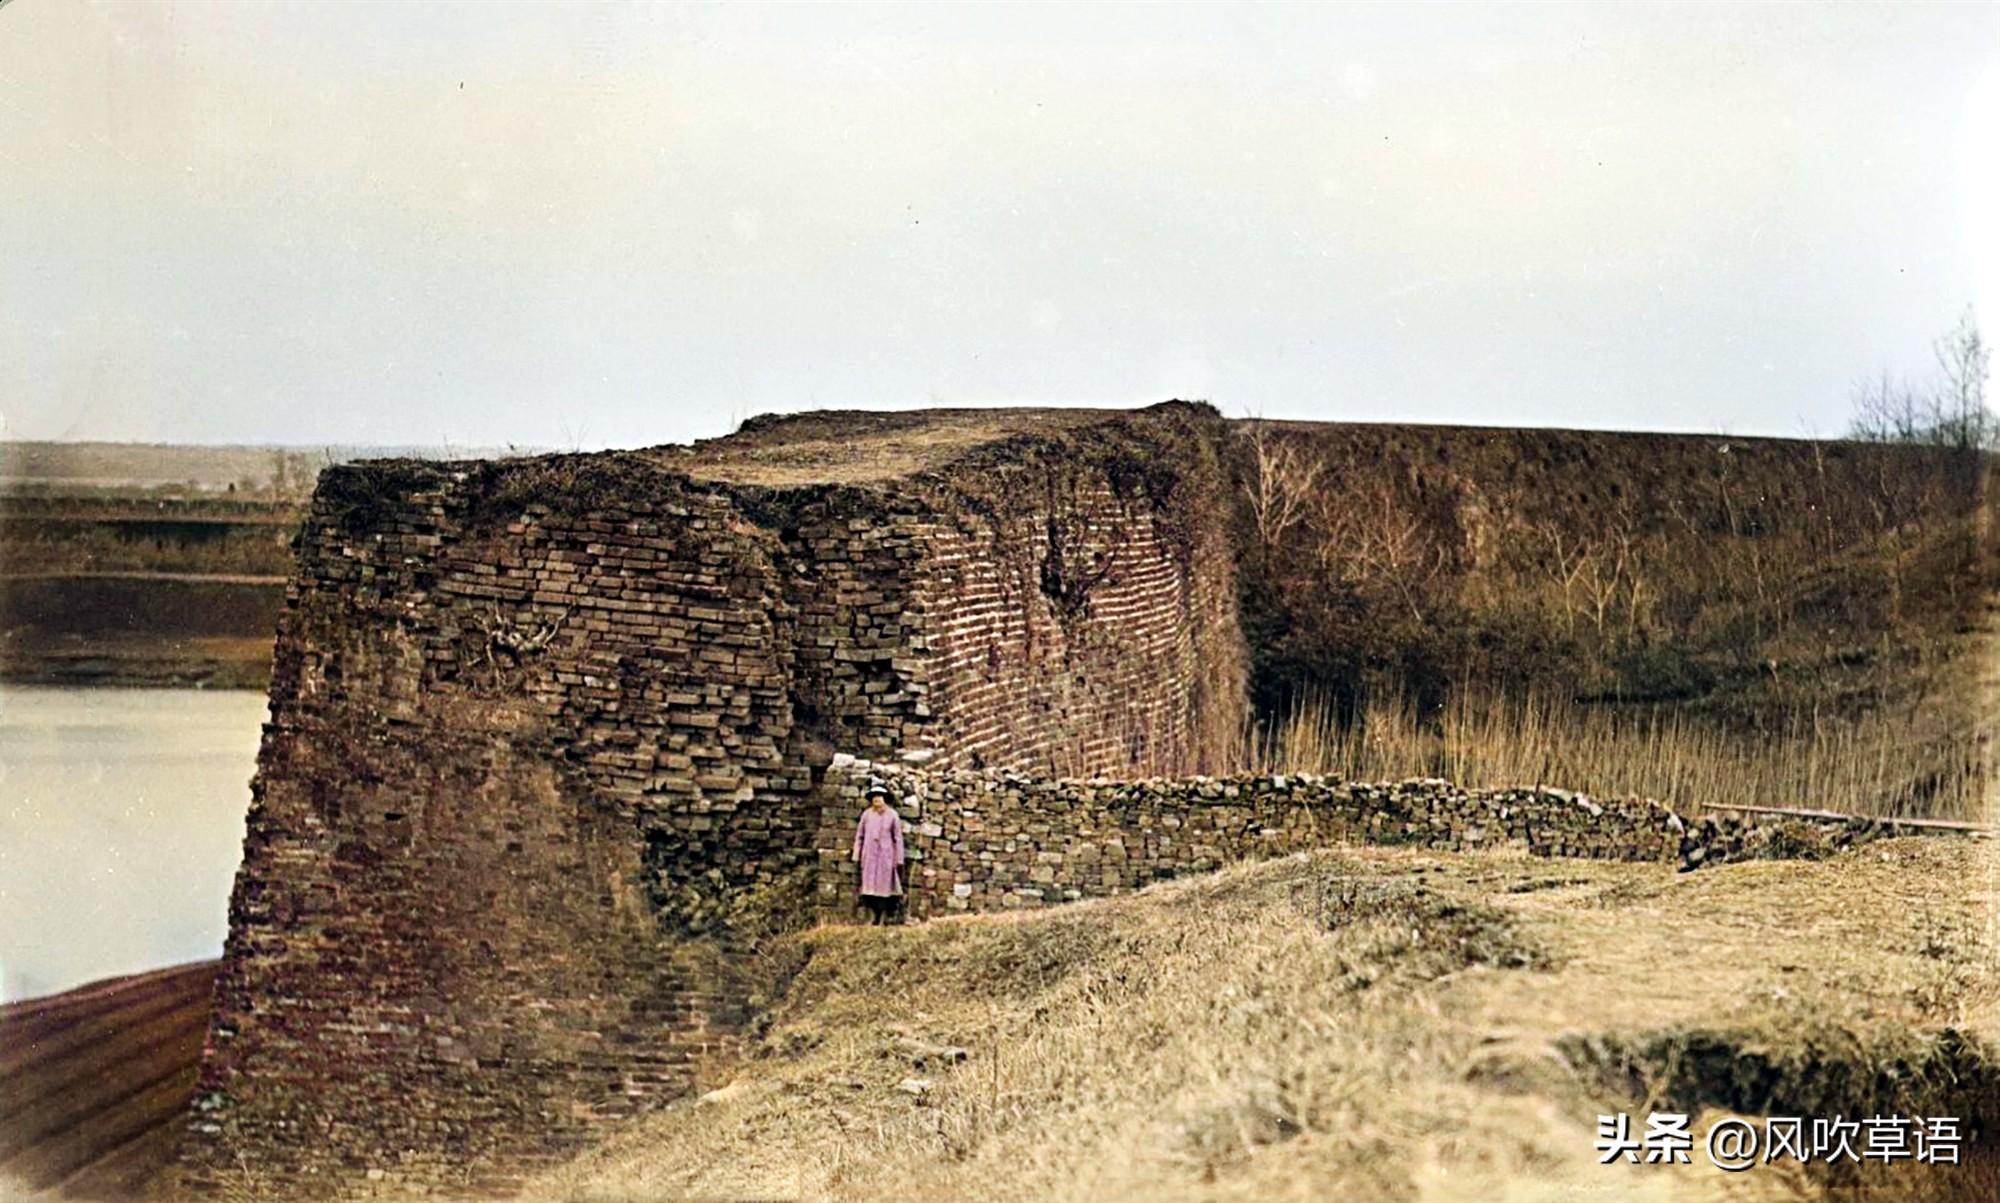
<box><xmin>852</xmin><ymin>806</ymin><xmax>905</xmax><ymax>897</ymax></box>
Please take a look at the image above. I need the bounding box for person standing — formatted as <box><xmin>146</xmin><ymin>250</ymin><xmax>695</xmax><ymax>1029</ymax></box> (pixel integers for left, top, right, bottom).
<box><xmin>851</xmin><ymin>782</ymin><xmax>906</xmax><ymax>925</ymax></box>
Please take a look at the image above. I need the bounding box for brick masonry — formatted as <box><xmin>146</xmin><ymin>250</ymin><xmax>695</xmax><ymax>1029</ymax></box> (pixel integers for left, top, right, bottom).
<box><xmin>179</xmin><ymin>404</ymin><xmax>1249</xmax><ymax>1195</ymax></box>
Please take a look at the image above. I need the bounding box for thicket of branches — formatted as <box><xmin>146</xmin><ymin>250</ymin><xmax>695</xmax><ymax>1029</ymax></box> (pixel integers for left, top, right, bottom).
<box><xmin>1234</xmin><ymin>416</ymin><xmax>1984</xmax><ymax>736</ymax></box>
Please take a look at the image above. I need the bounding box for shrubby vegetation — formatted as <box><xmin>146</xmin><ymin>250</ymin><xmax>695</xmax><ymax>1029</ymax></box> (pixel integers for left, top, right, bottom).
<box><xmin>1228</xmin><ymin>337</ymin><xmax>1991</xmax><ymax>817</ymax></box>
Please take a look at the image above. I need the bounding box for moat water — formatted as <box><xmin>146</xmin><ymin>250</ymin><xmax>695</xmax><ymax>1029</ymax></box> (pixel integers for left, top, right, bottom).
<box><xmin>0</xmin><ymin>685</ymin><xmax>265</xmax><ymax>1002</ymax></box>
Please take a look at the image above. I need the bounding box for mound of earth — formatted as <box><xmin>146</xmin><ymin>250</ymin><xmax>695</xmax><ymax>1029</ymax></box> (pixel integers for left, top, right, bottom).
<box><xmin>539</xmin><ymin>840</ymin><xmax>2000</xmax><ymax>1202</ymax></box>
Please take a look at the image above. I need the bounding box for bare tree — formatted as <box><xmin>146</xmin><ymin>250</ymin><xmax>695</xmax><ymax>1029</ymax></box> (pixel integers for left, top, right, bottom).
<box><xmin>1532</xmin><ymin>526</ymin><xmax>1592</xmax><ymax>635</ymax></box>
<box><xmin>1849</xmin><ymin>370</ymin><xmax>1930</xmax><ymax>446</ymax></box>
<box><xmin>1932</xmin><ymin>308</ymin><xmax>1992</xmax><ymax>451</ymax></box>
<box><xmin>1518</xmin><ymin>520</ymin><xmax>1658</xmax><ymax>640</ymax></box>
<box><xmin>1577</xmin><ymin>527</ymin><xmax>1646</xmax><ymax>637</ymax></box>
<box><xmin>1619</xmin><ymin>534</ymin><xmax>1657</xmax><ymax>635</ymax></box>
<box><xmin>1242</xmin><ymin>422</ymin><xmax>1322</xmax><ymax>557</ymax></box>
<box><xmin>1310</xmin><ymin>479</ymin><xmax>1448</xmax><ymax>624</ymax></box>
<box><xmin>1849</xmin><ymin>308</ymin><xmax>1994</xmax><ymax>450</ymax></box>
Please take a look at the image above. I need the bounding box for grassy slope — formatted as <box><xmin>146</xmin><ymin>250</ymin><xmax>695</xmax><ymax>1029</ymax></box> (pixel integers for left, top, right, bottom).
<box><xmin>540</xmin><ymin>842</ymin><xmax>1999</xmax><ymax>1203</ymax></box>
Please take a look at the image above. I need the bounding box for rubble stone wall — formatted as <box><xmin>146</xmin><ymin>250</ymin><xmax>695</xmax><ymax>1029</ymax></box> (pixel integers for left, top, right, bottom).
<box><xmin>814</xmin><ymin>763</ymin><xmax>1953</xmax><ymax>921</ymax></box>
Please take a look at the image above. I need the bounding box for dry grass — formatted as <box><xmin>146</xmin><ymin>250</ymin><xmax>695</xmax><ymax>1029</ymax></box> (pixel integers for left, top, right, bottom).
<box><xmin>535</xmin><ymin>839</ymin><xmax>1999</xmax><ymax>1203</ymax></box>
<box><xmin>670</xmin><ymin>408</ymin><xmax>1121</xmax><ymax>487</ymax></box>
<box><xmin>1228</xmin><ymin>685</ymin><xmax>1987</xmax><ymax>822</ymax></box>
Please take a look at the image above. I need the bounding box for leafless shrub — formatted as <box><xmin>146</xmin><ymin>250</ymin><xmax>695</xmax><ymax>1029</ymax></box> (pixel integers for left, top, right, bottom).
<box><xmin>1308</xmin><ymin>479</ymin><xmax>1450</xmax><ymax>625</ymax></box>
<box><xmin>1241</xmin><ymin>422</ymin><xmax>1321</xmax><ymax>558</ymax></box>
<box><xmin>1849</xmin><ymin>309</ymin><xmax>1995</xmax><ymax>451</ymax></box>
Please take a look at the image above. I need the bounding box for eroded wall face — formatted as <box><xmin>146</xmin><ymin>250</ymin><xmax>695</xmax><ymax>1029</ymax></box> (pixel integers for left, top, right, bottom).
<box><xmin>920</xmin><ymin>478</ymin><xmax>1242</xmax><ymax>776</ymax></box>
<box><xmin>767</xmin><ymin>403</ymin><xmax>1248</xmax><ymax>778</ymax></box>
<box><xmin>184</xmin><ymin>408</ymin><xmax>1255</xmax><ymax>1194</ymax></box>
<box><xmin>917</xmin><ymin>419</ymin><xmax>1248</xmax><ymax>777</ymax></box>
<box><xmin>181</xmin><ymin>470</ymin><xmax>818</xmax><ymax>1195</ymax></box>
<box><xmin>776</xmin><ymin>505</ymin><xmax>934</xmax><ymax>761</ymax></box>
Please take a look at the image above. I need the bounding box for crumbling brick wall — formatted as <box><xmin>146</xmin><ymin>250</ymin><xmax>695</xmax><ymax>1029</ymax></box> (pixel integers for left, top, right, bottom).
<box><xmin>183</xmin><ymin>399</ymin><xmax>1971</xmax><ymax>1195</ymax></box>
<box><xmin>907</xmin><ymin>419</ymin><xmax>1245</xmax><ymax>775</ymax></box>
<box><xmin>183</xmin><ymin>404</ymin><xmax>1252</xmax><ymax>1195</ymax></box>
<box><xmin>748</xmin><ymin>404</ymin><xmax>1247</xmax><ymax>777</ymax></box>
<box><xmin>764</xmin><ymin>496</ymin><xmax>936</xmax><ymax>762</ymax></box>
<box><xmin>181</xmin><ymin>463</ymin><xmax>819</xmax><ymax>1195</ymax></box>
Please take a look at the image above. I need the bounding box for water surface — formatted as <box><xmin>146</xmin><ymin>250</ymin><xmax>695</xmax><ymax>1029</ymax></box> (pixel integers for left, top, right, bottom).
<box><xmin>0</xmin><ymin>685</ymin><xmax>265</xmax><ymax>1002</ymax></box>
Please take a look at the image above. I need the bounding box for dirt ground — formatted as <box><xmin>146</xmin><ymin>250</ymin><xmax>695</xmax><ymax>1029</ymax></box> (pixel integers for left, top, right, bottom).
<box><xmin>535</xmin><ymin>832</ymin><xmax>2000</xmax><ymax>1203</ymax></box>
<box><xmin>667</xmin><ymin>406</ymin><xmax>1120</xmax><ymax>486</ymax></box>
<box><xmin>538</xmin><ymin>571</ymin><xmax>2000</xmax><ymax>1203</ymax></box>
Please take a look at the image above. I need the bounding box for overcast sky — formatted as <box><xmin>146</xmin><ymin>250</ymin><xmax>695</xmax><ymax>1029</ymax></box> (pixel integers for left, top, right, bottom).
<box><xmin>1</xmin><ymin>1</ymin><xmax>1995</xmax><ymax>449</ymax></box>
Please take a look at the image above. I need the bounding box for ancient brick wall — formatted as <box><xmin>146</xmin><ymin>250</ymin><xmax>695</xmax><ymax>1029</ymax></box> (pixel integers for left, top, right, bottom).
<box><xmin>909</xmin><ymin>426</ymin><xmax>1245</xmax><ymax>776</ymax></box>
<box><xmin>766</xmin><ymin>498</ymin><xmax>935</xmax><ymax>762</ymax></box>
<box><xmin>180</xmin><ymin>462</ymin><xmax>819</xmax><ymax>1195</ymax></box>
<box><xmin>813</xmin><ymin>762</ymin><xmax>1958</xmax><ymax>922</ymax></box>
<box><xmin>183</xmin><ymin>400</ymin><xmax>1982</xmax><ymax>1196</ymax></box>
<box><xmin>183</xmin><ymin>404</ymin><xmax>1252</xmax><ymax>1195</ymax></box>
<box><xmin>742</xmin><ymin>402</ymin><xmax>1246</xmax><ymax>776</ymax></box>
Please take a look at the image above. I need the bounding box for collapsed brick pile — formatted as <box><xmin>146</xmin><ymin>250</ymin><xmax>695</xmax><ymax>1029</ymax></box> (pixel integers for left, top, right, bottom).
<box><xmin>1676</xmin><ymin>808</ymin><xmax>1955</xmax><ymax>867</ymax></box>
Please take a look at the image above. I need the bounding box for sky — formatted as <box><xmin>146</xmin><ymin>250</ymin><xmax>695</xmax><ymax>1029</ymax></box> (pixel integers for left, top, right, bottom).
<box><xmin>1</xmin><ymin>0</ymin><xmax>1995</xmax><ymax>450</ymax></box>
